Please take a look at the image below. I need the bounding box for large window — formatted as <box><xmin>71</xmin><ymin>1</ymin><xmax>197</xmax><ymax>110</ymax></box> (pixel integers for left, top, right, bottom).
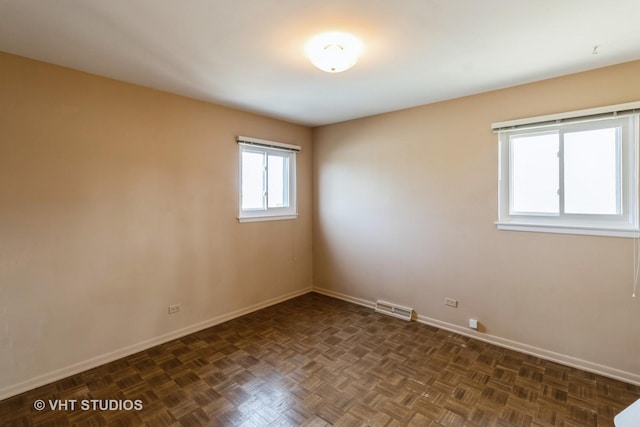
<box><xmin>237</xmin><ymin>136</ymin><xmax>299</xmax><ymax>222</ymax></box>
<box><xmin>494</xmin><ymin>103</ymin><xmax>639</xmax><ymax>237</ymax></box>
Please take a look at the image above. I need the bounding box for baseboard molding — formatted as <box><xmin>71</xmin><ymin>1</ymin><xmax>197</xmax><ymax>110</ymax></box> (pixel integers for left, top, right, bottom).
<box><xmin>313</xmin><ymin>286</ymin><xmax>640</xmax><ymax>386</ymax></box>
<box><xmin>0</xmin><ymin>287</ymin><xmax>312</xmax><ymax>401</ymax></box>
<box><xmin>5</xmin><ymin>286</ymin><xmax>637</xmax><ymax>400</ymax></box>
<box><xmin>312</xmin><ymin>287</ymin><xmax>376</xmax><ymax>309</ymax></box>
<box><xmin>416</xmin><ymin>314</ymin><xmax>640</xmax><ymax>386</ymax></box>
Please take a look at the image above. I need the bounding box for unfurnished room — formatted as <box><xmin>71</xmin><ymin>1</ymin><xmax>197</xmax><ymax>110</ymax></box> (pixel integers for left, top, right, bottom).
<box><xmin>1</xmin><ymin>1</ymin><xmax>640</xmax><ymax>426</ymax></box>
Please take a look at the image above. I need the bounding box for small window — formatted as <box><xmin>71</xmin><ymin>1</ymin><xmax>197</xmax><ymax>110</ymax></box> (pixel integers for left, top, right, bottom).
<box><xmin>495</xmin><ymin>105</ymin><xmax>639</xmax><ymax>237</ymax></box>
<box><xmin>237</xmin><ymin>136</ymin><xmax>299</xmax><ymax>222</ymax></box>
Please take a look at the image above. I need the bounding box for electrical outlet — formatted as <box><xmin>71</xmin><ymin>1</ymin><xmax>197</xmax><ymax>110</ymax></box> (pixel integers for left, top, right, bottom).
<box><xmin>469</xmin><ymin>318</ymin><xmax>478</xmax><ymax>330</ymax></box>
<box><xmin>168</xmin><ymin>304</ymin><xmax>180</xmax><ymax>315</ymax></box>
<box><xmin>444</xmin><ymin>298</ymin><xmax>458</xmax><ymax>308</ymax></box>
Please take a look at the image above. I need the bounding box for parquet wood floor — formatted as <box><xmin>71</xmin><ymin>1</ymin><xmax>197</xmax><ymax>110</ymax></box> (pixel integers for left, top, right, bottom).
<box><xmin>2</xmin><ymin>292</ymin><xmax>639</xmax><ymax>426</ymax></box>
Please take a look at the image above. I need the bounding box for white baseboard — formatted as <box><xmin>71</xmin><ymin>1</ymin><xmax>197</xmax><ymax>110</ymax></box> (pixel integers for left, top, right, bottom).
<box><xmin>0</xmin><ymin>287</ymin><xmax>312</xmax><ymax>401</ymax></box>
<box><xmin>416</xmin><ymin>314</ymin><xmax>640</xmax><ymax>386</ymax></box>
<box><xmin>313</xmin><ymin>286</ymin><xmax>640</xmax><ymax>386</ymax></box>
<box><xmin>312</xmin><ymin>287</ymin><xmax>375</xmax><ymax>309</ymax></box>
<box><xmin>5</xmin><ymin>285</ymin><xmax>637</xmax><ymax>401</ymax></box>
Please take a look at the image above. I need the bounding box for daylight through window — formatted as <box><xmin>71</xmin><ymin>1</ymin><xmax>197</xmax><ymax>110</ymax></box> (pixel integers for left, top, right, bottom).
<box><xmin>237</xmin><ymin>136</ymin><xmax>299</xmax><ymax>222</ymax></box>
<box><xmin>494</xmin><ymin>103</ymin><xmax>640</xmax><ymax>237</ymax></box>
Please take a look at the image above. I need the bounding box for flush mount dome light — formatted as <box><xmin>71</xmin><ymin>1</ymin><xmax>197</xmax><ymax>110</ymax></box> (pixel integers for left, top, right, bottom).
<box><xmin>305</xmin><ymin>32</ymin><xmax>363</xmax><ymax>73</ymax></box>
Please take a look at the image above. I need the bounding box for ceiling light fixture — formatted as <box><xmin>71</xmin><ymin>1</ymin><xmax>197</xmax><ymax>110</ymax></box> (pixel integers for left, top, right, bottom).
<box><xmin>305</xmin><ymin>32</ymin><xmax>363</xmax><ymax>73</ymax></box>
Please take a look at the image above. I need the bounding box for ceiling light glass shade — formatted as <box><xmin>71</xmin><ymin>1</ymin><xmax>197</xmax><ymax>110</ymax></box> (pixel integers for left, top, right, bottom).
<box><xmin>305</xmin><ymin>32</ymin><xmax>363</xmax><ymax>73</ymax></box>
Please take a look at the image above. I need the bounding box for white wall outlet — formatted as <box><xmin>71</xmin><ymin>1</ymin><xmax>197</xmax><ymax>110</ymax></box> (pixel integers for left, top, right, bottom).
<box><xmin>444</xmin><ymin>298</ymin><xmax>458</xmax><ymax>308</ymax></box>
<box><xmin>168</xmin><ymin>304</ymin><xmax>180</xmax><ymax>315</ymax></box>
<box><xmin>469</xmin><ymin>318</ymin><xmax>478</xmax><ymax>330</ymax></box>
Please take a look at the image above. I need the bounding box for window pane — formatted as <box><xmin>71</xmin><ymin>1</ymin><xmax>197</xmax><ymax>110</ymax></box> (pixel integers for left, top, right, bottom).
<box><xmin>267</xmin><ymin>154</ymin><xmax>289</xmax><ymax>208</ymax></box>
<box><xmin>564</xmin><ymin>127</ymin><xmax>619</xmax><ymax>214</ymax></box>
<box><xmin>511</xmin><ymin>133</ymin><xmax>559</xmax><ymax>214</ymax></box>
<box><xmin>241</xmin><ymin>151</ymin><xmax>265</xmax><ymax>210</ymax></box>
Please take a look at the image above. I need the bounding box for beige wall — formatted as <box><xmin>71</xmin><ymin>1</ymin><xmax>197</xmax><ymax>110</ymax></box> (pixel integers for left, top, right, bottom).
<box><xmin>0</xmin><ymin>52</ymin><xmax>313</xmax><ymax>397</ymax></box>
<box><xmin>2</xmin><ymin>47</ymin><xmax>640</xmax><ymax>397</ymax></box>
<box><xmin>313</xmin><ymin>60</ymin><xmax>640</xmax><ymax>382</ymax></box>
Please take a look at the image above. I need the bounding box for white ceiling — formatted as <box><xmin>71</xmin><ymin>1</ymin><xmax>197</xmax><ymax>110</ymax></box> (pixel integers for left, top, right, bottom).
<box><xmin>1</xmin><ymin>0</ymin><xmax>639</xmax><ymax>126</ymax></box>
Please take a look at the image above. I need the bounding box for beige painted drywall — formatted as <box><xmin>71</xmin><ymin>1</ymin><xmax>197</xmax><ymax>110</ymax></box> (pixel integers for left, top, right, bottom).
<box><xmin>313</xmin><ymin>60</ymin><xmax>640</xmax><ymax>379</ymax></box>
<box><xmin>0</xmin><ymin>52</ymin><xmax>312</xmax><ymax>395</ymax></box>
<box><xmin>2</xmin><ymin>48</ymin><xmax>640</xmax><ymax>398</ymax></box>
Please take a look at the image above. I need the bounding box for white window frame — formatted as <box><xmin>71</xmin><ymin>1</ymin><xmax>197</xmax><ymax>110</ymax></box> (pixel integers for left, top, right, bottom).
<box><xmin>494</xmin><ymin>102</ymin><xmax>640</xmax><ymax>238</ymax></box>
<box><xmin>237</xmin><ymin>136</ymin><xmax>299</xmax><ymax>223</ymax></box>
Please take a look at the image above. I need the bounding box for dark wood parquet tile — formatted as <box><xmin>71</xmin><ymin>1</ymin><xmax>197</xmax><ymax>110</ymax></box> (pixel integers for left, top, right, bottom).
<box><xmin>1</xmin><ymin>292</ymin><xmax>639</xmax><ymax>426</ymax></box>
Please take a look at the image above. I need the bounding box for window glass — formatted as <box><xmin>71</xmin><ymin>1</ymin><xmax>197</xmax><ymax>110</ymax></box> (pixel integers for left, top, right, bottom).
<box><xmin>496</xmin><ymin>113</ymin><xmax>638</xmax><ymax>237</ymax></box>
<box><xmin>267</xmin><ymin>154</ymin><xmax>289</xmax><ymax>208</ymax></box>
<box><xmin>510</xmin><ymin>133</ymin><xmax>559</xmax><ymax>214</ymax></box>
<box><xmin>238</xmin><ymin>140</ymin><xmax>298</xmax><ymax>222</ymax></box>
<box><xmin>564</xmin><ymin>127</ymin><xmax>619</xmax><ymax>215</ymax></box>
<box><xmin>241</xmin><ymin>150</ymin><xmax>266</xmax><ymax>210</ymax></box>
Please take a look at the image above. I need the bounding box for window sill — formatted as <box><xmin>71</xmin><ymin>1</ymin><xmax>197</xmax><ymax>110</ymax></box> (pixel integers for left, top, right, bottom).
<box><xmin>495</xmin><ymin>221</ymin><xmax>639</xmax><ymax>238</ymax></box>
<box><xmin>238</xmin><ymin>214</ymin><xmax>298</xmax><ymax>223</ymax></box>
